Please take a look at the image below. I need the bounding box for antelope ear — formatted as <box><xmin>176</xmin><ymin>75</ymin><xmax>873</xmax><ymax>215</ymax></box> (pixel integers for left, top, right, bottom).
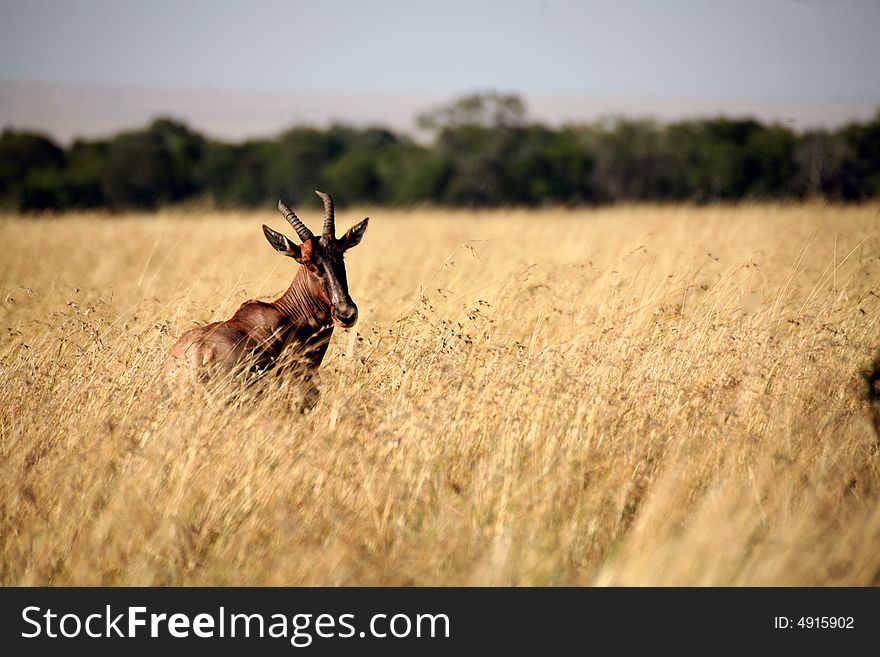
<box><xmin>338</xmin><ymin>217</ymin><xmax>368</xmax><ymax>251</ymax></box>
<box><xmin>262</xmin><ymin>225</ymin><xmax>302</xmax><ymax>261</ymax></box>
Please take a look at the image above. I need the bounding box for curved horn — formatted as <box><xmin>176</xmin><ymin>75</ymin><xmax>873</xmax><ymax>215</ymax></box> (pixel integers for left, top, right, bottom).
<box><xmin>277</xmin><ymin>199</ymin><xmax>313</xmax><ymax>242</ymax></box>
<box><xmin>315</xmin><ymin>190</ymin><xmax>335</xmax><ymax>238</ymax></box>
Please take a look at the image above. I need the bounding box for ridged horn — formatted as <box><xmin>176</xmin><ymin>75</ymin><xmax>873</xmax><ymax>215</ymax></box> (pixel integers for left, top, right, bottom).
<box><xmin>315</xmin><ymin>190</ymin><xmax>335</xmax><ymax>238</ymax></box>
<box><xmin>277</xmin><ymin>199</ymin><xmax>313</xmax><ymax>242</ymax></box>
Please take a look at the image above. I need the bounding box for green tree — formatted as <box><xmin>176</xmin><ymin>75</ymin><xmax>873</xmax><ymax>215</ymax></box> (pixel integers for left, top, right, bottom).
<box><xmin>418</xmin><ymin>91</ymin><xmax>527</xmax><ymax>131</ymax></box>
<box><xmin>100</xmin><ymin>130</ymin><xmax>175</xmax><ymax>209</ymax></box>
<box><xmin>834</xmin><ymin>113</ymin><xmax>880</xmax><ymax>200</ymax></box>
<box><xmin>0</xmin><ymin>130</ymin><xmax>65</xmax><ymax>210</ymax></box>
<box><xmin>63</xmin><ymin>139</ymin><xmax>110</xmax><ymax>208</ymax></box>
<box><xmin>195</xmin><ymin>139</ymin><xmax>275</xmax><ymax>207</ymax></box>
<box><xmin>375</xmin><ymin>142</ymin><xmax>451</xmax><ymax>204</ymax></box>
<box><xmin>268</xmin><ymin>127</ymin><xmax>345</xmax><ymax>206</ymax></box>
<box><xmin>99</xmin><ymin>119</ymin><xmax>204</xmax><ymax>209</ymax></box>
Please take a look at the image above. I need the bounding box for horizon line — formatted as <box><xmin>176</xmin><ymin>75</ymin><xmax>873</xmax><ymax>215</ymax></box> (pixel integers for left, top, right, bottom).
<box><xmin>2</xmin><ymin>81</ymin><xmax>877</xmax><ymax>145</ymax></box>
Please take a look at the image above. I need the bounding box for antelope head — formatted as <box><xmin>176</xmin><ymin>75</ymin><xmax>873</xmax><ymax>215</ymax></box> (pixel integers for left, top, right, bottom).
<box><xmin>262</xmin><ymin>191</ymin><xmax>368</xmax><ymax>328</ymax></box>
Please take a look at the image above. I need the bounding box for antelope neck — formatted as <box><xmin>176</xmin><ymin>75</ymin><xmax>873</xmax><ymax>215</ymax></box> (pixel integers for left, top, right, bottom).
<box><xmin>272</xmin><ymin>267</ymin><xmax>331</xmax><ymax>327</ymax></box>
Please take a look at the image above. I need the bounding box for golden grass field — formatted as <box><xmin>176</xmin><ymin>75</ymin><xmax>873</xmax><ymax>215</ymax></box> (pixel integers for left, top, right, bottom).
<box><xmin>2</xmin><ymin>203</ymin><xmax>880</xmax><ymax>585</ymax></box>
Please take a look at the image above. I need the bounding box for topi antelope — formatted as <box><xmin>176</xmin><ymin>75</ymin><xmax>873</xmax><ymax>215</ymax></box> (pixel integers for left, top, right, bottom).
<box><xmin>165</xmin><ymin>191</ymin><xmax>368</xmax><ymax>401</ymax></box>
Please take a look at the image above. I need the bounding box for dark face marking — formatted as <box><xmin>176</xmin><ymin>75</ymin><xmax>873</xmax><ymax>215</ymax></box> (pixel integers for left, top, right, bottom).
<box><xmin>311</xmin><ymin>236</ymin><xmax>358</xmax><ymax>328</ymax></box>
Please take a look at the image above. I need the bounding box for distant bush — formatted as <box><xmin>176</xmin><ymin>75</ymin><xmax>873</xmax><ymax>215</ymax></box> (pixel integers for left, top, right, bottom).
<box><xmin>1</xmin><ymin>95</ymin><xmax>879</xmax><ymax>211</ymax></box>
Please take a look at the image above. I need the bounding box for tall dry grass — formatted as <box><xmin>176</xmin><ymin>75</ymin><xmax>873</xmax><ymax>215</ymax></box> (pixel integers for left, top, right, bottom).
<box><xmin>1</xmin><ymin>203</ymin><xmax>879</xmax><ymax>585</ymax></box>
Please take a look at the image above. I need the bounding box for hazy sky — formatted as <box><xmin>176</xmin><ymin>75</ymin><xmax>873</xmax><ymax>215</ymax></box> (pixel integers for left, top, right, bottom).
<box><xmin>1</xmin><ymin>0</ymin><xmax>879</xmax><ymax>140</ymax></box>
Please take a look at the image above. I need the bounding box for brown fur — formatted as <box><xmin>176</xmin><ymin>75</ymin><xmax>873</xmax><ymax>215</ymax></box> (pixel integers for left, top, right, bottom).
<box><xmin>164</xmin><ymin>268</ymin><xmax>332</xmax><ymax>387</ymax></box>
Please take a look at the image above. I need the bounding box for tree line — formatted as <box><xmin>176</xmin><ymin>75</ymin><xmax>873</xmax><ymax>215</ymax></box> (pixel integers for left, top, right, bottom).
<box><xmin>1</xmin><ymin>93</ymin><xmax>878</xmax><ymax>212</ymax></box>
